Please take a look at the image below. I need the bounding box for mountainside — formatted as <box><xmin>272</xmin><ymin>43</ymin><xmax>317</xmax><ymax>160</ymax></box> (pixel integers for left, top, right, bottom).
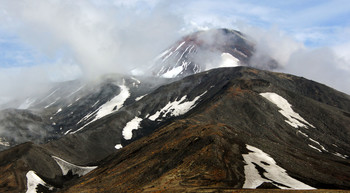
<box><xmin>61</xmin><ymin>67</ymin><xmax>350</xmax><ymax>192</ymax></box>
<box><xmin>0</xmin><ymin>67</ymin><xmax>349</xmax><ymax>192</ymax></box>
<box><xmin>0</xmin><ymin>29</ymin><xmax>350</xmax><ymax>193</ymax></box>
<box><xmin>0</xmin><ymin>75</ymin><xmax>167</xmax><ymax>151</ymax></box>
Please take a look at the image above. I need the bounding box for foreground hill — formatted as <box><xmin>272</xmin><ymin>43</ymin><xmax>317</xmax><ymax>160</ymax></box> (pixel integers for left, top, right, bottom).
<box><xmin>59</xmin><ymin>67</ymin><xmax>350</xmax><ymax>192</ymax></box>
<box><xmin>1</xmin><ymin>67</ymin><xmax>348</xmax><ymax>192</ymax></box>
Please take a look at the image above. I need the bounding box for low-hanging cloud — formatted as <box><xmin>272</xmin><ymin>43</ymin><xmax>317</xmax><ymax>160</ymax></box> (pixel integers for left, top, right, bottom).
<box><xmin>1</xmin><ymin>0</ymin><xmax>183</xmax><ymax>77</ymax></box>
<box><xmin>0</xmin><ymin>0</ymin><xmax>349</xmax><ymax>105</ymax></box>
<box><xmin>240</xmin><ymin>25</ymin><xmax>350</xmax><ymax>94</ymax></box>
<box><xmin>0</xmin><ymin>0</ymin><xmax>183</xmax><ymax>102</ymax></box>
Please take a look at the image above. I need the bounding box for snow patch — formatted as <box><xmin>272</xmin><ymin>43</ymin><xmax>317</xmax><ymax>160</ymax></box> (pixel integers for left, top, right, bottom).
<box><xmin>72</xmin><ymin>85</ymin><xmax>130</xmax><ymax>134</ymax></box>
<box><xmin>45</xmin><ymin>98</ymin><xmax>61</xmax><ymax>109</ymax></box>
<box><xmin>333</xmin><ymin>152</ymin><xmax>349</xmax><ymax>159</ymax></box>
<box><xmin>297</xmin><ymin>130</ymin><xmax>308</xmax><ymax>138</ymax></box>
<box><xmin>135</xmin><ymin>94</ymin><xmax>147</xmax><ymax>101</ymax></box>
<box><xmin>122</xmin><ymin>117</ymin><xmax>143</xmax><ymax>140</ymax></box>
<box><xmin>243</xmin><ymin>145</ymin><xmax>314</xmax><ymax>189</ymax></box>
<box><xmin>260</xmin><ymin>92</ymin><xmax>315</xmax><ymax>129</ymax></box>
<box><xmin>18</xmin><ymin>98</ymin><xmax>36</xmax><ymax>109</ymax></box>
<box><xmin>54</xmin><ymin>108</ymin><xmax>62</xmax><ymax>115</ymax></box>
<box><xmin>0</xmin><ymin>138</ymin><xmax>10</xmax><ymax>146</ymax></box>
<box><xmin>149</xmin><ymin>91</ymin><xmax>206</xmax><ymax>121</ymax></box>
<box><xmin>115</xmin><ymin>144</ymin><xmax>123</xmax><ymax>149</ymax></box>
<box><xmin>174</xmin><ymin>45</ymin><xmax>191</xmax><ymax>67</ymax></box>
<box><xmin>309</xmin><ymin>138</ymin><xmax>328</xmax><ymax>152</ymax></box>
<box><xmin>219</xmin><ymin>53</ymin><xmax>239</xmax><ymax>68</ymax></box>
<box><xmin>162</xmin><ymin>50</ymin><xmax>174</xmax><ymax>62</ymax></box>
<box><xmin>308</xmin><ymin>144</ymin><xmax>322</xmax><ymax>152</ymax></box>
<box><xmin>52</xmin><ymin>156</ymin><xmax>97</xmax><ymax>177</ymax></box>
<box><xmin>91</xmin><ymin>100</ymin><xmax>100</xmax><ymax>107</ymax></box>
<box><xmin>93</xmin><ymin>85</ymin><xmax>130</xmax><ymax>119</ymax></box>
<box><xmin>174</xmin><ymin>41</ymin><xmax>186</xmax><ymax>52</ymax></box>
<box><xmin>162</xmin><ymin>66</ymin><xmax>183</xmax><ymax>78</ymax></box>
<box><xmin>64</xmin><ymin>129</ymin><xmax>72</xmax><ymax>135</ymax></box>
<box><xmin>131</xmin><ymin>77</ymin><xmax>141</xmax><ymax>84</ymax></box>
<box><xmin>26</xmin><ymin>170</ymin><xmax>53</xmax><ymax>193</ymax></box>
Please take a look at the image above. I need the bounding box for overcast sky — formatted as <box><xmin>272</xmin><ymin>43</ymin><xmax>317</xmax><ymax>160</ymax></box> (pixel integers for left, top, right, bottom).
<box><xmin>0</xmin><ymin>0</ymin><xmax>350</xmax><ymax>98</ymax></box>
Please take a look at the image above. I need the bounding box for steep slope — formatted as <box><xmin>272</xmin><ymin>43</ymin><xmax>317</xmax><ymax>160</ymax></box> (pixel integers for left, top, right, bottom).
<box><xmin>0</xmin><ymin>75</ymin><xmax>166</xmax><ymax>151</ymax></box>
<box><xmin>62</xmin><ymin>67</ymin><xmax>350</xmax><ymax>192</ymax></box>
<box><xmin>149</xmin><ymin>28</ymin><xmax>277</xmax><ymax>78</ymax></box>
<box><xmin>0</xmin><ymin>142</ymin><xmax>61</xmax><ymax>192</ymax></box>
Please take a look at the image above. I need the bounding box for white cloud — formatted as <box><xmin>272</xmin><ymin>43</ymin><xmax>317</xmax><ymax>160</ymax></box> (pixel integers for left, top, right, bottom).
<box><xmin>0</xmin><ymin>0</ymin><xmax>183</xmax><ymax>79</ymax></box>
<box><xmin>0</xmin><ymin>0</ymin><xmax>349</xmax><ymax>101</ymax></box>
<box><xmin>240</xmin><ymin>25</ymin><xmax>350</xmax><ymax>94</ymax></box>
<box><xmin>0</xmin><ymin>0</ymin><xmax>183</xmax><ymax>101</ymax></box>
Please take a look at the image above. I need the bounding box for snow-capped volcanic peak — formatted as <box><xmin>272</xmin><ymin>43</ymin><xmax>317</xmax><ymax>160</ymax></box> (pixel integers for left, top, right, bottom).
<box><xmin>150</xmin><ymin>28</ymin><xmax>254</xmax><ymax>78</ymax></box>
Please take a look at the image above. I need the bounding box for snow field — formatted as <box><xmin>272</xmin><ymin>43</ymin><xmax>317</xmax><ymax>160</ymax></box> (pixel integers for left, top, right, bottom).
<box><xmin>52</xmin><ymin>156</ymin><xmax>97</xmax><ymax>177</ymax></box>
<box><xmin>243</xmin><ymin>145</ymin><xmax>314</xmax><ymax>189</ymax></box>
<box><xmin>26</xmin><ymin>171</ymin><xmax>53</xmax><ymax>193</ymax></box>
<box><xmin>72</xmin><ymin>85</ymin><xmax>130</xmax><ymax>134</ymax></box>
<box><xmin>122</xmin><ymin>117</ymin><xmax>143</xmax><ymax>140</ymax></box>
<box><xmin>149</xmin><ymin>91</ymin><xmax>207</xmax><ymax>121</ymax></box>
<box><xmin>259</xmin><ymin>92</ymin><xmax>315</xmax><ymax>129</ymax></box>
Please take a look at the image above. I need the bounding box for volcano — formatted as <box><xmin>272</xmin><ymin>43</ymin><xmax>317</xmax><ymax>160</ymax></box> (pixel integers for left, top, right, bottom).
<box><xmin>0</xmin><ymin>29</ymin><xmax>349</xmax><ymax>193</ymax></box>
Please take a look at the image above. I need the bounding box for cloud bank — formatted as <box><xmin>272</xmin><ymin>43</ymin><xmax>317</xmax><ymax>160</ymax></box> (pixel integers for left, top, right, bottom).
<box><xmin>0</xmin><ymin>0</ymin><xmax>349</xmax><ymax>104</ymax></box>
<box><xmin>0</xmin><ymin>0</ymin><xmax>183</xmax><ymax>100</ymax></box>
<box><xmin>2</xmin><ymin>0</ymin><xmax>183</xmax><ymax>75</ymax></box>
<box><xmin>239</xmin><ymin>26</ymin><xmax>350</xmax><ymax>94</ymax></box>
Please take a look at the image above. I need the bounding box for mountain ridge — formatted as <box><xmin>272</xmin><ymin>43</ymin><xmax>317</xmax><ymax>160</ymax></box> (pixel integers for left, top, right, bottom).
<box><xmin>0</xmin><ymin>28</ymin><xmax>349</xmax><ymax>192</ymax></box>
<box><xmin>59</xmin><ymin>67</ymin><xmax>350</xmax><ymax>192</ymax></box>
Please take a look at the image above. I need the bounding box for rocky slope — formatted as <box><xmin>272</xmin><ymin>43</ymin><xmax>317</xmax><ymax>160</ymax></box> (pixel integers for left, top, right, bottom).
<box><xmin>0</xmin><ymin>67</ymin><xmax>349</xmax><ymax>192</ymax></box>
<box><xmin>0</xmin><ymin>75</ymin><xmax>167</xmax><ymax>151</ymax></box>
<box><xmin>60</xmin><ymin>67</ymin><xmax>350</xmax><ymax>192</ymax></box>
<box><xmin>0</xmin><ymin>28</ymin><xmax>349</xmax><ymax>193</ymax></box>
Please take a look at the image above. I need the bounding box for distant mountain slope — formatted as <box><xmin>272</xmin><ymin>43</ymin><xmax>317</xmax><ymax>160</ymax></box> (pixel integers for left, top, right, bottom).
<box><xmin>0</xmin><ymin>109</ymin><xmax>57</xmax><ymax>151</ymax></box>
<box><xmin>149</xmin><ymin>28</ymin><xmax>277</xmax><ymax>78</ymax></box>
<box><xmin>0</xmin><ymin>75</ymin><xmax>167</xmax><ymax>151</ymax></box>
